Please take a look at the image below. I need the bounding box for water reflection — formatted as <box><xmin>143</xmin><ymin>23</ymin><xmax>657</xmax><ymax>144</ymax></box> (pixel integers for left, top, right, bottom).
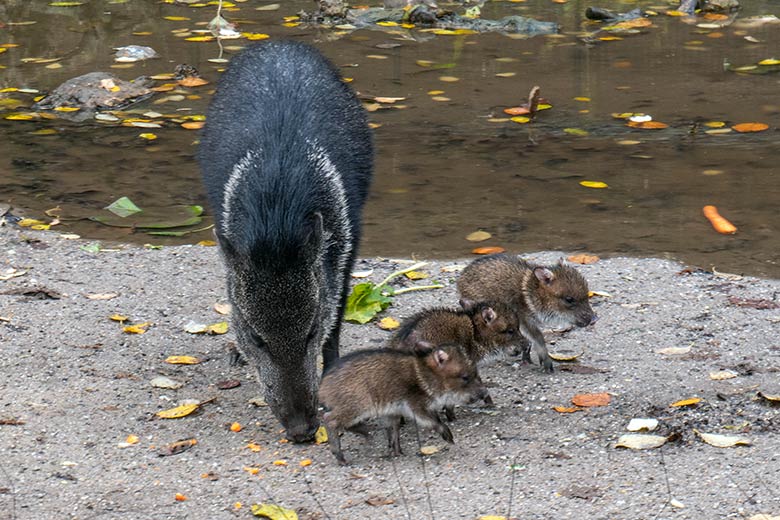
<box><xmin>0</xmin><ymin>1</ymin><xmax>778</xmax><ymax>276</ymax></box>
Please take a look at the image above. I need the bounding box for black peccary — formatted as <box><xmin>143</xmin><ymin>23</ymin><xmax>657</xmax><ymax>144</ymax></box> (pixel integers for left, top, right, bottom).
<box><xmin>198</xmin><ymin>41</ymin><xmax>373</xmax><ymax>442</ymax></box>
<box><xmin>457</xmin><ymin>254</ymin><xmax>596</xmax><ymax>372</ymax></box>
<box><xmin>318</xmin><ymin>344</ymin><xmax>487</xmax><ymax>465</ymax></box>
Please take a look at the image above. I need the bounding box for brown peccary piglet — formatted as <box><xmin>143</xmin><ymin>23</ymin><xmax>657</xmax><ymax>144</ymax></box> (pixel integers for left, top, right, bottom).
<box><xmin>318</xmin><ymin>343</ymin><xmax>486</xmax><ymax>465</ymax></box>
<box><xmin>457</xmin><ymin>254</ymin><xmax>596</xmax><ymax>373</ymax></box>
<box><xmin>388</xmin><ymin>300</ymin><xmax>520</xmax><ymax>415</ymax></box>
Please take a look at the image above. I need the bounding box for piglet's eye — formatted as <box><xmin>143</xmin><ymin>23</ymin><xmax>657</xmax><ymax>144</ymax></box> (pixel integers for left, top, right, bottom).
<box><xmin>505</xmin><ymin>328</ymin><xmax>515</xmax><ymax>335</ymax></box>
<box><xmin>461</xmin><ymin>374</ymin><xmax>471</xmax><ymax>384</ymax></box>
<box><xmin>563</xmin><ymin>296</ymin><xmax>576</xmax><ymax>306</ymax></box>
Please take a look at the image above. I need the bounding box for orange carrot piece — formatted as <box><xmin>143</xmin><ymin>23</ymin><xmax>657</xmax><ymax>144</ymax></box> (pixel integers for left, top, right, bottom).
<box><xmin>703</xmin><ymin>205</ymin><xmax>737</xmax><ymax>234</ymax></box>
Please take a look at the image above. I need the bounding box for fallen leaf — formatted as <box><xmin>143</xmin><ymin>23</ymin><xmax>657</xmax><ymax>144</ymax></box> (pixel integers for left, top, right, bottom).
<box><xmin>272</xmin><ymin>460</ymin><xmax>287</xmax><ymax>466</ymax></box>
<box><xmin>403</xmin><ymin>270</ymin><xmax>428</xmax><ymax>280</ymax></box>
<box><xmin>181</xmin><ymin>121</ymin><xmax>205</xmax><ymax>130</ymax></box>
<box><xmin>150</xmin><ymin>376</ymin><xmax>184</xmax><ymax>389</ymax></box>
<box><xmin>732</xmin><ymin>122</ymin><xmax>769</xmax><ymax>133</ymax></box>
<box><xmin>703</xmin><ymin>205</ymin><xmax>737</xmax><ymax>234</ymax></box>
<box><xmin>670</xmin><ymin>397</ymin><xmax>702</xmax><ymax>407</ymax></box>
<box><xmin>217</xmin><ymin>379</ymin><xmax>241</xmax><ymax>390</ymax></box>
<box><xmin>125</xmin><ymin>434</ymin><xmax>139</xmax><ymax>445</ymax></box>
<box><xmin>694</xmin><ymin>429</ymin><xmax>751</xmax><ymax>448</ymax></box>
<box><xmin>123</xmin><ymin>322</ymin><xmax>150</xmax><ymax>334</ymax></box>
<box><xmin>627</xmin><ymin>120</ymin><xmax>669</xmax><ymax>129</ymax></box>
<box><xmin>157</xmin><ymin>403</ymin><xmax>199</xmax><ymax>419</ymax></box>
<box><xmin>548</xmin><ymin>350</ymin><xmax>583</xmax><ymax>362</ymax></box>
<box><xmin>553</xmin><ymin>406</ymin><xmax>583</xmax><ymax>413</ymax></box>
<box><xmin>709</xmin><ymin>370</ymin><xmax>737</xmax><ymax>380</ymax></box>
<box><xmin>378</xmin><ymin>317</ymin><xmax>400</xmax><ymax>330</ymax></box>
<box><xmin>472</xmin><ymin>246</ymin><xmax>506</xmax><ymax>255</ymax></box>
<box><xmin>87</xmin><ymin>293</ymin><xmax>118</xmax><ymax>300</ymax></box>
<box><xmin>214</xmin><ymin>302</ymin><xmax>231</xmax><ymax>315</ymax></box>
<box><xmin>246</xmin><ymin>442</ymin><xmax>263</xmax><ymax>452</ymax></box>
<box><xmin>579</xmin><ymin>181</ymin><xmax>608</xmax><ymax>189</ymax></box>
<box><xmin>656</xmin><ymin>346</ymin><xmax>692</xmax><ymax>355</ymax></box>
<box><xmin>178</xmin><ymin>76</ymin><xmax>209</xmax><ymax>87</ymax></box>
<box><xmin>366</xmin><ymin>496</ymin><xmax>395</xmax><ymax>506</ymax></box>
<box><xmin>757</xmin><ymin>392</ymin><xmax>780</xmax><ymax>403</ymax></box>
<box><xmin>299</xmin><ymin>459</ymin><xmax>312</xmax><ymax>467</ymax></box>
<box><xmin>174</xmin><ymin>493</ymin><xmax>187</xmax><ymax>502</ymax></box>
<box><xmin>626</xmin><ymin>418</ymin><xmax>658</xmax><ymax>432</ymax></box>
<box><xmin>315</xmin><ymin>425</ymin><xmax>328</xmax><ymax>444</ymax></box>
<box><xmin>165</xmin><ymin>355</ymin><xmax>200</xmax><ymax>365</ymax></box>
<box><xmin>466</xmin><ymin>230</ymin><xmax>492</xmax><ymax>242</ymax></box>
<box><xmin>438</xmin><ymin>76</ymin><xmax>460</xmax><ymax>82</ymax></box>
<box><xmin>615</xmin><ymin>434</ymin><xmax>668</xmax><ymax>450</ymax></box>
<box><xmin>419</xmin><ymin>445</ymin><xmax>440</xmax><ymax>455</ymax></box>
<box><xmin>158</xmin><ymin>438</ymin><xmax>197</xmax><ymax>456</ymax></box>
<box><xmin>727</xmin><ymin>296</ymin><xmax>779</xmax><ymax>310</ymax></box>
<box><xmin>567</xmin><ymin>254</ymin><xmax>599</xmax><ymax>264</ymax></box>
<box><xmin>504</xmin><ymin>106</ymin><xmax>530</xmax><ymax>116</ymax></box>
<box><xmin>230</xmin><ymin>422</ymin><xmax>242</xmax><ymax>432</ymax></box>
<box><xmin>571</xmin><ymin>393</ymin><xmax>611</xmax><ymax>407</ymax></box>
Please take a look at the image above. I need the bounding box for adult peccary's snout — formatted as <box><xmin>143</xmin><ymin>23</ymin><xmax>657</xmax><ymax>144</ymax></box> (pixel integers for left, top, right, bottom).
<box><xmin>198</xmin><ymin>41</ymin><xmax>373</xmax><ymax>441</ymax></box>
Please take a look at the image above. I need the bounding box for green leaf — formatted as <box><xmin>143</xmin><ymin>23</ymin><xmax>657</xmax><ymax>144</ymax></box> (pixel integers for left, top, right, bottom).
<box><xmin>105</xmin><ymin>196</ymin><xmax>142</xmax><ymax>218</ymax></box>
<box><xmin>80</xmin><ymin>242</ymin><xmax>102</xmax><ymax>253</ymax></box>
<box><xmin>343</xmin><ymin>282</ymin><xmax>393</xmax><ymax>324</ymax></box>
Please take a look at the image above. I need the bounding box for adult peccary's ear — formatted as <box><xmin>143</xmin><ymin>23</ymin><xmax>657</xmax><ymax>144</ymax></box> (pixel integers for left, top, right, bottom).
<box><xmin>481</xmin><ymin>306</ymin><xmax>497</xmax><ymax>324</ymax></box>
<box><xmin>533</xmin><ymin>266</ymin><xmax>555</xmax><ymax>286</ymax></box>
<box><xmin>305</xmin><ymin>212</ymin><xmax>324</xmax><ymax>249</ymax></box>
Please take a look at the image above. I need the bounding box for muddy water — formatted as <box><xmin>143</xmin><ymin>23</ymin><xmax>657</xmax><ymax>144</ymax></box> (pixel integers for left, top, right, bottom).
<box><xmin>0</xmin><ymin>1</ymin><xmax>778</xmax><ymax>276</ymax></box>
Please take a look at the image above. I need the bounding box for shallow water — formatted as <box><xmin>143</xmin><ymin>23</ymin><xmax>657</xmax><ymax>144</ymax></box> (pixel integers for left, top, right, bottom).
<box><xmin>0</xmin><ymin>0</ymin><xmax>778</xmax><ymax>276</ymax></box>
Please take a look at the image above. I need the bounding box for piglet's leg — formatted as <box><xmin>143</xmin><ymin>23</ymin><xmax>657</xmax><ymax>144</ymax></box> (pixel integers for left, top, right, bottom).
<box><xmin>385</xmin><ymin>417</ymin><xmax>402</xmax><ymax>457</ymax></box>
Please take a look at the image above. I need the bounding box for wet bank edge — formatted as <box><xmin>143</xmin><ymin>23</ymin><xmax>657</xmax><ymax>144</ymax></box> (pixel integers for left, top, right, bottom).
<box><xmin>0</xmin><ymin>224</ymin><xmax>779</xmax><ymax>519</ymax></box>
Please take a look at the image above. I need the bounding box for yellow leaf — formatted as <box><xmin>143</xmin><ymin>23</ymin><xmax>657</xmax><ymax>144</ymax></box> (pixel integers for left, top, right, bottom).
<box><xmin>185</xmin><ymin>36</ymin><xmax>215</xmax><ymax>42</ymax></box>
<box><xmin>416</xmin><ymin>60</ymin><xmax>433</xmax><ymax>67</ymax></box>
<box><xmin>18</xmin><ymin>218</ymin><xmax>46</xmax><ymax>227</ymax></box>
<box><xmin>281</xmin><ymin>22</ymin><xmax>301</xmax><ymax>27</ymax></box>
<box><xmin>123</xmin><ymin>322</ymin><xmax>150</xmax><ymax>334</ymax></box>
<box><xmin>31</xmin><ymin>128</ymin><xmax>58</xmax><ymax>135</ymax></box>
<box><xmin>246</xmin><ymin>442</ymin><xmax>263</xmax><ymax>452</ymax></box>
<box><xmin>251</xmin><ymin>503</ymin><xmax>299</xmax><ymax>520</ymax></box>
<box><xmin>206</xmin><ymin>321</ymin><xmax>229</xmax><ymax>335</ymax></box>
<box><xmin>299</xmin><ymin>459</ymin><xmax>312</xmax><ymax>467</ymax></box>
<box><xmin>125</xmin><ymin>434</ymin><xmax>140</xmax><ymax>444</ymax></box>
<box><xmin>438</xmin><ymin>76</ymin><xmax>460</xmax><ymax>82</ymax></box>
<box><xmin>665</xmin><ymin>10</ymin><xmax>686</xmax><ymax>16</ymax></box>
<box><xmin>704</xmin><ymin>121</ymin><xmax>726</xmax><ymax>128</ymax></box>
<box><xmin>315</xmin><ymin>425</ymin><xmax>328</xmax><ymax>444</ymax></box>
<box><xmin>378</xmin><ymin>317</ymin><xmax>400</xmax><ymax>330</ymax></box>
<box><xmin>53</xmin><ymin>106</ymin><xmax>80</xmax><ymax>112</ymax></box>
<box><xmin>510</xmin><ymin>116</ymin><xmax>530</xmax><ymax>124</ymax></box>
<box><xmin>163</xmin><ymin>16</ymin><xmax>190</xmax><ymax>21</ymax></box>
<box><xmin>758</xmin><ymin>58</ymin><xmax>780</xmax><ymax>66</ymax></box>
<box><xmin>156</xmin><ymin>403</ymin><xmax>199</xmax><ymax>419</ymax></box>
<box><xmin>495</xmin><ymin>72</ymin><xmax>516</xmax><ymax>78</ymax></box>
<box><xmin>230</xmin><ymin>422</ymin><xmax>242</xmax><ymax>432</ymax></box>
<box><xmin>376</xmin><ymin>21</ymin><xmax>399</xmax><ymax>27</ymax></box>
<box><xmin>670</xmin><ymin>397</ymin><xmax>702</xmax><ymax>407</ymax></box>
<box><xmin>579</xmin><ymin>181</ymin><xmax>608</xmax><ymax>189</ymax></box>
<box><xmin>5</xmin><ymin>113</ymin><xmax>36</xmax><ymax>121</ymax></box>
<box><xmin>427</xmin><ymin>90</ymin><xmax>445</xmax><ymax>95</ymax></box>
<box><xmin>403</xmin><ymin>270</ymin><xmax>428</xmax><ymax>280</ymax></box>
<box><xmin>109</xmin><ymin>314</ymin><xmax>129</xmax><ymax>323</ymax></box>
<box><xmin>165</xmin><ymin>355</ymin><xmax>200</xmax><ymax>365</ymax></box>
<box><xmin>466</xmin><ymin>230</ymin><xmax>491</xmax><ymax>242</ymax></box>
<box><xmin>553</xmin><ymin>406</ymin><xmax>582</xmax><ymax>413</ymax></box>
<box><xmin>243</xmin><ymin>33</ymin><xmax>270</xmax><ymax>41</ymax></box>
<box><xmin>548</xmin><ymin>350</ymin><xmax>583</xmax><ymax>362</ymax></box>
<box><xmin>244</xmin><ymin>466</ymin><xmax>260</xmax><ymax>475</ymax></box>
<box><xmin>31</xmin><ymin>224</ymin><xmax>51</xmax><ymax>231</ymax></box>
<box><xmin>139</xmin><ymin>133</ymin><xmax>157</xmax><ymax>140</ymax></box>
<box><xmin>272</xmin><ymin>460</ymin><xmax>287</xmax><ymax>466</ymax></box>
<box><xmin>574</xmin><ymin>96</ymin><xmax>591</xmax><ymax>102</ymax></box>
<box><xmin>419</xmin><ymin>445</ymin><xmax>440</xmax><ymax>455</ymax></box>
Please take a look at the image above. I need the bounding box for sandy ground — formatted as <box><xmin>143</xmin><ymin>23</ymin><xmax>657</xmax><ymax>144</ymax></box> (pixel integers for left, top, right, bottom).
<box><xmin>1</xmin><ymin>223</ymin><xmax>779</xmax><ymax>520</ymax></box>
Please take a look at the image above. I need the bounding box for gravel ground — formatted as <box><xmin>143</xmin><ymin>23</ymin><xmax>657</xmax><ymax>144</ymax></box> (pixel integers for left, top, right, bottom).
<box><xmin>1</xmin><ymin>223</ymin><xmax>779</xmax><ymax>520</ymax></box>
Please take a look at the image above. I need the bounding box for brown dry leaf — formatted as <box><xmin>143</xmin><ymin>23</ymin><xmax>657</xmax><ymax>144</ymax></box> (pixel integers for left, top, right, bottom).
<box><xmin>503</xmin><ymin>106</ymin><xmax>530</xmax><ymax>116</ymax></box>
<box><xmin>419</xmin><ymin>445</ymin><xmax>440</xmax><ymax>455</ymax></box>
<box><xmin>553</xmin><ymin>406</ymin><xmax>583</xmax><ymax>413</ymax></box>
<box><xmin>217</xmin><ymin>379</ymin><xmax>241</xmax><ymax>390</ymax></box>
<box><xmin>366</xmin><ymin>496</ymin><xmax>395</xmax><ymax>506</ymax></box>
<box><xmin>670</xmin><ymin>397</ymin><xmax>702</xmax><ymax>407</ymax></box>
<box><xmin>732</xmin><ymin>122</ymin><xmax>769</xmax><ymax>133</ymax></box>
<box><xmin>472</xmin><ymin>246</ymin><xmax>506</xmax><ymax>255</ymax></box>
<box><xmin>727</xmin><ymin>296</ymin><xmax>780</xmax><ymax>310</ymax></box>
<box><xmin>178</xmin><ymin>76</ymin><xmax>209</xmax><ymax>87</ymax></box>
<box><xmin>656</xmin><ymin>346</ymin><xmax>692</xmax><ymax>355</ymax></box>
<box><xmin>709</xmin><ymin>370</ymin><xmax>737</xmax><ymax>380</ymax></box>
<box><xmin>567</xmin><ymin>253</ymin><xmax>600</xmax><ymax>264</ymax></box>
<box><xmin>158</xmin><ymin>438</ymin><xmax>198</xmax><ymax>456</ymax></box>
<box><xmin>757</xmin><ymin>391</ymin><xmax>780</xmax><ymax>403</ymax></box>
<box><xmin>548</xmin><ymin>350</ymin><xmax>583</xmax><ymax>362</ymax></box>
<box><xmin>571</xmin><ymin>392</ymin><xmax>611</xmax><ymax>407</ymax></box>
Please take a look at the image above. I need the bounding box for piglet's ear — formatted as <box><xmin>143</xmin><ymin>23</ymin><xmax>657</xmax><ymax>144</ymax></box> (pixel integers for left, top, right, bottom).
<box><xmin>432</xmin><ymin>349</ymin><xmax>450</xmax><ymax>367</ymax></box>
<box><xmin>558</xmin><ymin>257</ymin><xmax>568</xmax><ymax>266</ymax></box>
<box><xmin>414</xmin><ymin>340</ymin><xmax>435</xmax><ymax>355</ymax></box>
<box><xmin>481</xmin><ymin>307</ymin><xmax>497</xmax><ymax>324</ymax></box>
<box><xmin>534</xmin><ymin>267</ymin><xmax>555</xmax><ymax>286</ymax></box>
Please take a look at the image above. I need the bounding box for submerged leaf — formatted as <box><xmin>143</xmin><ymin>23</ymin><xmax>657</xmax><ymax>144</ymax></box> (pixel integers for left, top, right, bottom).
<box><xmin>105</xmin><ymin>196</ymin><xmax>142</xmax><ymax>218</ymax></box>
